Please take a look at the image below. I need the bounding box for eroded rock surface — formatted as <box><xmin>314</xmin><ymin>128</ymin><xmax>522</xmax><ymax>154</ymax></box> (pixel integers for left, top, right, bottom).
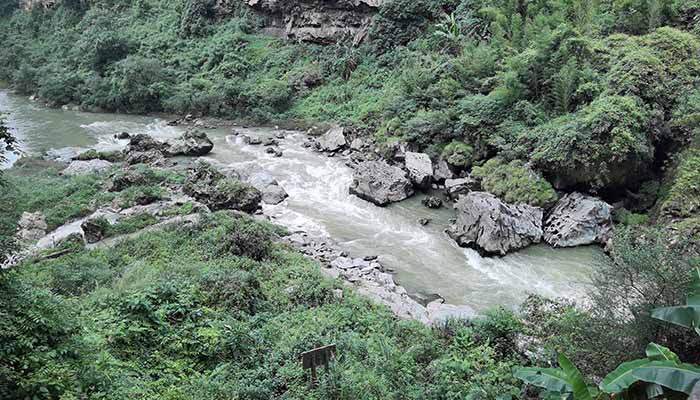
<box><xmin>62</xmin><ymin>159</ymin><xmax>113</xmax><ymax>176</ymax></box>
<box><xmin>544</xmin><ymin>192</ymin><xmax>613</xmax><ymax>247</ymax></box>
<box><xmin>447</xmin><ymin>192</ymin><xmax>543</xmax><ymax>256</ymax></box>
<box><xmin>405</xmin><ymin>151</ymin><xmax>433</xmax><ymax>190</ymax></box>
<box><xmin>350</xmin><ymin>160</ymin><xmax>415</xmax><ymax>206</ymax></box>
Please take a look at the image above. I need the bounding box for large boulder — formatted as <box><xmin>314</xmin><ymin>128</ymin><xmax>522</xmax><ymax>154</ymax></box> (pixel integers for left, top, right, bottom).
<box><xmin>126</xmin><ymin>134</ymin><xmax>164</xmax><ymax>153</ymax></box>
<box><xmin>447</xmin><ymin>192</ymin><xmax>544</xmax><ymax>256</ymax></box>
<box><xmin>61</xmin><ymin>159</ymin><xmax>113</xmax><ymax>176</ymax></box>
<box><xmin>317</xmin><ymin>126</ymin><xmax>347</xmax><ymax>152</ymax></box>
<box><xmin>350</xmin><ymin>160</ymin><xmax>415</xmax><ymax>206</ymax></box>
<box><xmin>445</xmin><ymin>177</ymin><xmax>479</xmax><ymax>200</ymax></box>
<box><xmin>245</xmin><ymin>170</ymin><xmax>289</xmax><ymax>205</ymax></box>
<box><xmin>184</xmin><ymin>162</ymin><xmax>261</xmax><ymax>213</ymax></box>
<box><xmin>165</xmin><ymin>130</ymin><xmax>214</xmax><ymax>157</ymax></box>
<box><xmin>544</xmin><ymin>192</ymin><xmax>613</xmax><ymax>247</ymax></box>
<box><xmin>405</xmin><ymin>152</ymin><xmax>433</xmax><ymax>190</ymax></box>
<box><xmin>17</xmin><ymin>212</ymin><xmax>47</xmax><ymax>242</ymax></box>
<box><xmin>433</xmin><ymin>159</ymin><xmax>455</xmax><ymax>182</ymax></box>
<box><xmin>81</xmin><ymin>218</ymin><xmax>109</xmax><ymax>244</ymax></box>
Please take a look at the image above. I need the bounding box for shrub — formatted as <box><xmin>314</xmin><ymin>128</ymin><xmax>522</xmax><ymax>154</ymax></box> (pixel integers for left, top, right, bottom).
<box><xmin>527</xmin><ymin>95</ymin><xmax>655</xmax><ymax>191</ymax></box>
<box><xmin>195</xmin><ymin>212</ymin><xmax>275</xmax><ymax>261</ymax></box>
<box><xmin>472</xmin><ymin>158</ymin><xmax>558</xmax><ymax>208</ymax></box>
<box><xmin>369</xmin><ymin>0</ymin><xmax>444</xmax><ymax>54</ymax></box>
<box><xmin>659</xmin><ymin>147</ymin><xmax>700</xmax><ymax>220</ymax></box>
<box><xmin>440</xmin><ymin>141</ymin><xmax>475</xmax><ymax>169</ymax></box>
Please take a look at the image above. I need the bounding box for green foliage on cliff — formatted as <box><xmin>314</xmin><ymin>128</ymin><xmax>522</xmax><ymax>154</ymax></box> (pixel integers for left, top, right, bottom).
<box><xmin>2</xmin><ymin>0</ymin><xmax>699</xmax><ymax>196</ymax></box>
<box><xmin>472</xmin><ymin>158</ymin><xmax>558</xmax><ymax>208</ymax></box>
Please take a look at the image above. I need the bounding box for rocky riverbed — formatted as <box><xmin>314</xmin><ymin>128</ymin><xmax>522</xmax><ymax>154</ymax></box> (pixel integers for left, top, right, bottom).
<box><xmin>1</xmin><ymin>90</ymin><xmax>612</xmax><ymax>312</ymax></box>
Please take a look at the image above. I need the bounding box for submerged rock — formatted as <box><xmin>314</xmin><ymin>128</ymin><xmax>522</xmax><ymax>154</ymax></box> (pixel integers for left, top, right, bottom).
<box><xmin>447</xmin><ymin>192</ymin><xmax>544</xmax><ymax>256</ymax></box>
<box><xmin>17</xmin><ymin>212</ymin><xmax>47</xmax><ymax>242</ymax></box>
<box><xmin>165</xmin><ymin>129</ymin><xmax>214</xmax><ymax>157</ymax></box>
<box><xmin>62</xmin><ymin>159</ymin><xmax>113</xmax><ymax>176</ymax></box>
<box><xmin>349</xmin><ymin>160</ymin><xmax>415</xmax><ymax>206</ymax></box>
<box><xmin>422</xmin><ymin>196</ymin><xmax>443</xmax><ymax>209</ymax></box>
<box><xmin>317</xmin><ymin>126</ymin><xmax>347</xmax><ymax>152</ymax></box>
<box><xmin>405</xmin><ymin>151</ymin><xmax>433</xmax><ymax>190</ymax></box>
<box><xmin>544</xmin><ymin>192</ymin><xmax>613</xmax><ymax>247</ymax></box>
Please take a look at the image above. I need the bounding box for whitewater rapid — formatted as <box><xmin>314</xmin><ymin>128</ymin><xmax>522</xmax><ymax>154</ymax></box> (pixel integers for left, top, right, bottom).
<box><xmin>1</xmin><ymin>90</ymin><xmax>609</xmax><ymax>311</ymax></box>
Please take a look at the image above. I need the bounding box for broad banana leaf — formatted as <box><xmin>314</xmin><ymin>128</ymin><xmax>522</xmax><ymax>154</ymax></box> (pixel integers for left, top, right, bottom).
<box><xmin>645</xmin><ymin>343</ymin><xmax>681</xmax><ymax>363</ymax></box>
<box><xmin>652</xmin><ymin>268</ymin><xmax>700</xmax><ymax>335</ymax></box>
<box><xmin>601</xmin><ymin>358</ymin><xmax>653</xmax><ymax>394</ymax></box>
<box><xmin>514</xmin><ymin>367</ymin><xmax>572</xmax><ymax>393</ymax></box>
<box><xmin>559</xmin><ymin>354</ymin><xmax>593</xmax><ymax>400</ymax></box>
<box><xmin>633</xmin><ymin>361</ymin><xmax>700</xmax><ymax>395</ymax></box>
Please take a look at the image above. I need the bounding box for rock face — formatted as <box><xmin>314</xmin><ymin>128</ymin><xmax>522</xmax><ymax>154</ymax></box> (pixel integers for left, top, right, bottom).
<box><xmin>433</xmin><ymin>159</ymin><xmax>455</xmax><ymax>182</ymax></box>
<box><xmin>17</xmin><ymin>212</ymin><xmax>47</xmax><ymax>242</ymax></box>
<box><xmin>447</xmin><ymin>192</ymin><xmax>544</xmax><ymax>256</ymax></box>
<box><xmin>405</xmin><ymin>152</ymin><xmax>433</xmax><ymax>190</ymax></box>
<box><xmin>165</xmin><ymin>130</ymin><xmax>214</xmax><ymax>157</ymax></box>
<box><xmin>317</xmin><ymin>126</ymin><xmax>347</xmax><ymax>152</ymax></box>
<box><xmin>62</xmin><ymin>159</ymin><xmax>113</xmax><ymax>176</ymax></box>
<box><xmin>544</xmin><ymin>192</ymin><xmax>613</xmax><ymax>247</ymax></box>
<box><xmin>230</xmin><ymin>0</ymin><xmax>383</xmax><ymax>44</ymax></box>
<box><xmin>350</xmin><ymin>160</ymin><xmax>415</xmax><ymax>206</ymax></box>
<box><xmin>445</xmin><ymin>177</ymin><xmax>479</xmax><ymax>200</ymax></box>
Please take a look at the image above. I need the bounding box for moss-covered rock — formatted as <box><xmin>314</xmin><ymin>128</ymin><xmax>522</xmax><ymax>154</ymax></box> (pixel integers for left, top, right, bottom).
<box><xmin>472</xmin><ymin>158</ymin><xmax>558</xmax><ymax>209</ymax></box>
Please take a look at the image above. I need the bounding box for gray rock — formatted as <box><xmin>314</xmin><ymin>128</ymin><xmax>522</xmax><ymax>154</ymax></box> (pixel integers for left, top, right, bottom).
<box><xmin>405</xmin><ymin>151</ymin><xmax>433</xmax><ymax>190</ymax></box>
<box><xmin>261</xmin><ymin>184</ymin><xmax>288</xmax><ymax>205</ymax></box>
<box><xmin>349</xmin><ymin>160</ymin><xmax>415</xmax><ymax>206</ymax></box>
<box><xmin>350</xmin><ymin>138</ymin><xmax>364</xmax><ymax>151</ymax></box>
<box><xmin>126</xmin><ymin>134</ymin><xmax>163</xmax><ymax>153</ymax></box>
<box><xmin>418</xmin><ymin>218</ymin><xmax>431</xmax><ymax>226</ymax></box>
<box><xmin>422</xmin><ymin>196</ymin><xmax>443</xmax><ymax>209</ymax></box>
<box><xmin>544</xmin><ymin>192</ymin><xmax>613</xmax><ymax>247</ymax></box>
<box><xmin>331</xmin><ymin>256</ymin><xmax>355</xmax><ymax>270</ymax></box>
<box><xmin>317</xmin><ymin>126</ymin><xmax>347</xmax><ymax>152</ymax></box>
<box><xmin>62</xmin><ymin>159</ymin><xmax>113</xmax><ymax>176</ymax></box>
<box><xmin>384</xmin><ymin>141</ymin><xmax>417</xmax><ymax>162</ymax></box>
<box><xmin>447</xmin><ymin>192</ymin><xmax>544</xmax><ymax>256</ymax></box>
<box><xmin>17</xmin><ymin>212</ymin><xmax>47</xmax><ymax>242</ymax></box>
<box><xmin>81</xmin><ymin>218</ymin><xmax>108</xmax><ymax>244</ymax></box>
<box><xmin>184</xmin><ymin>162</ymin><xmax>262</xmax><ymax>213</ymax></box>
<box><xmin>445</xmin><ymin>177</ymin><xmax>479</xmax><ymax>200</ymax></box>
<box><xmin>125</xmin><ymin>150</ymin><xmax>165</xmax><ymax>166</ymax></box>
<box><xmin>115</xmin><ymin>132</ymin><xmax>131</xmax><ymax>140</ymax></box>
<box><xmin>164</xmin><ymin>129</ymin><xmax>214</xmax><ymax>156</ymax></box>
<box><xmin>433</xmin><ymin>159</ymin><xmax>455</xmax><ymax>182</ymax></box>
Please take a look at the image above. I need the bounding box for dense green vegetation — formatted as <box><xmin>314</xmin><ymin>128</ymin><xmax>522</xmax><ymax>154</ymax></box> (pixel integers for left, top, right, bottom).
<box><xmin>2</xmin><ymin>0</ymin><xmax>700</xmax><ymax>398</ymax></box>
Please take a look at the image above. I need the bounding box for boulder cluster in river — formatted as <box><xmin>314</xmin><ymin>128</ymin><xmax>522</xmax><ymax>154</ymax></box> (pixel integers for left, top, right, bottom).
<box><xmin>311</xmin><ymin>126</ymin><xmax>615</xmax><ymax>256</ymax></box>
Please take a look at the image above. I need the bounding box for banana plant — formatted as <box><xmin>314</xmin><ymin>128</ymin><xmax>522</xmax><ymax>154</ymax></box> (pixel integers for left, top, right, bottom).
<box><xmin>515</xmin><ymin>353</ymin><xmax>597</xmax><ymax>400</ymax></box>
<box><xmin>651</xmin><ymin>267</ymin><xmax>700</xmax><ymax>335</ymax></box>
<box><xmin>515</xmin><ymin>269</ymin><xmax>700</xmax><ymax>399</ymax></box>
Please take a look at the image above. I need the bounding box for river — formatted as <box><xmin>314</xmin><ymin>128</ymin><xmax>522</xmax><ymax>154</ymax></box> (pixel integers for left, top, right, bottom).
<box><xmin>0</xmin><ymin>90</ymin><xmax>610</xmax><ymax>311</ymax></box>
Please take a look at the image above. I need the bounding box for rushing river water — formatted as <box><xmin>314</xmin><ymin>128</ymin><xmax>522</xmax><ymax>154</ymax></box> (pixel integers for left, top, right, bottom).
<box><xmin>0</xmin><ymin>90</ymin><xmax>611</xmax><ymax>311</ymax></box>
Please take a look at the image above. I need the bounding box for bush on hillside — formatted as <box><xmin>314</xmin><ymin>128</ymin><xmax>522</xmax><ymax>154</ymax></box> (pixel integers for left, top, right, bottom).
<box><xmin>472</xmin><ymin>158</ymin><xmax>558</xmax><ymax>208</ymax></box>
<box><xmin>526</xmin><ymin>95</ymin><xmax>655</xmax><ymax>191</ymax></box>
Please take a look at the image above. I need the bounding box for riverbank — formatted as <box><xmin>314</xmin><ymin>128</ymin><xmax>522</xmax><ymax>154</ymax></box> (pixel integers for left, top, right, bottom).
<box><xmin>1</xmin><ymin>90</ymin><xmax>607</xmax><ymax>311</ymax></box>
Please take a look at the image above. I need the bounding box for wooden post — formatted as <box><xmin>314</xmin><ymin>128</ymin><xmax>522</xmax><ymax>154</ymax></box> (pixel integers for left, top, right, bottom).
<box><xmin>300</xmin><ymin>344</ymin><xmax>336</xmax><ymax>388</ymax></box>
